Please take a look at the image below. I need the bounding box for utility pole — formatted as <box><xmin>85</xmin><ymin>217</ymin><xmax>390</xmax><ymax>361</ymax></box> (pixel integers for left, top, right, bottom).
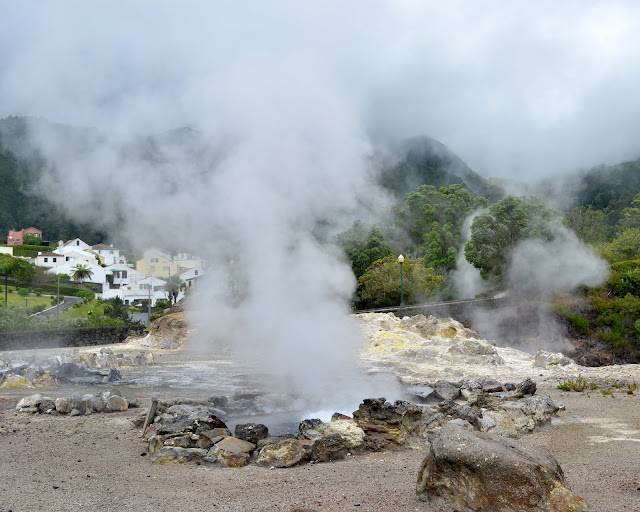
<box><xmin>56</xmin><ymin>274</ymin><xmax>60</xmax><ymax>322</ymax></box>
<box><xmin>4</xmin><ymin>271</ymin><xmax>7</xmax><ymax>306</ymax></box>
<box><xmin>147</xmin><ymin>281</ymin><xmax>151</xmax><ymax>326</ymax></box>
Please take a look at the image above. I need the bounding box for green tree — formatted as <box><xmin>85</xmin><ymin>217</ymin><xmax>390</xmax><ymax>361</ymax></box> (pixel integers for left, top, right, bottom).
<box><xmin>393</xmin><ymin>184</ymin><xmax>487</xmax><ymax>271</ymax></box>
<box><xmin>163</xmin><ymin>274</ymin><xmax>183</xmax><ymax>305</ymax></box>
<box><xmin>103</xmin><ymin>296</ymin><xmax>131</xmax><ymax>324</ymax></box>
<box><xmin>565</xmin><ymin>206</ymin><xmax>613</xmax><ymax>245</ymax></box>
<box><xmin>71</xmin><ymin>264</ymin><xmax>93</xmax><ymax>284</ymax></box>
<box><xmin>357</xmin><ymin>254</ymin><xmax>444</xmax><ymax>309</ymax></box>
<box><xmin>600</xmin><ymin>228</ymin><xmax>640</xmax><ymax>263</ymax></box>
<box><xmin>465</xmin><ymin>196</ymin><xmax>558</xmax><ymax>280</ymax></box>
<box><xmin>22</xmin><ymin>234</ymin><xmax>42</xmax><ymax>245</ymax></box>
<box><xmin>0</xmin><ymin>254</ymin><xmax>36</xmax><ymax>287</ymax></box>
<box><xmin>620</xmin><ymin>193</ymin><xmax>640</xmax><ymax>230</ymax></box>
<box><xmin>334</xmin><ymin>221</ymin><xmax>393</xmax><ymax>279</ymax></box>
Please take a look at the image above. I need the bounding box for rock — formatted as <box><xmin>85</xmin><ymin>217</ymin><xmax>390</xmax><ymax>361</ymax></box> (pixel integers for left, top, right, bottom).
<box><xmin>206</xmin><ymin>437</ymin><xmax>255</xmax><ymax>467</ymax></box>
<box><xmin>105</xmin><ymin>395</ymin><xmax>128</xmax><ymax>412</ymax></box>
<box><xmin>1</xmin><ymin>375</ymin><xmax>32</xmax><ymax>389</ymax></box>
<box><xmin>38</xmin><ymin>398</ymin><xmax>56</xmax><ymax>414</ymax></box>
<box><xmin>460</xmin><ymin>379</ymin><xmax>483</xmax><ymax>399</ymax></box>
<box><xmin>299</xmin><ymin>418</ymin><xmax>324</xmax><ymax>440</ymax></box>
<box><xmin>84</xmin><ymin>394</ymin><xmax>105</xmax><ymax>413</ymax></box>
<box><xmin>164</xmin><ymin>434</ymin><xmax>195</xmax><ymax>448</ymax></box>
<box><xmin>256</xmin><ymin>439</ymin><xmax>306</xmax><ymax>468</ymax></box>
<box><xmin>516</xmin><ymin>377</ymin><xmax>537</xmax><ymax>396</ymax></box>
<box><xmin>196</xmin><ymin>428</ymin><xmax>230</xmax><ymax>449</ymax></box>
<box><xmin>478</xmin><ymin>395</ymin><xmax>559</xmax><ymax>437</ymax></box>
<box><xmin>32</xmin><ymin>371</ymin><xmax>58</xmax><ymax>387</ymax></box>
<box><xmin>434</xmin><ymin>381</ymin><xmax>460</xmax><ymax>401</ymax></box>
<box><xmin>234</xmin><ymin>423</ymin><xmax>269</xmax><ymax>444</ymax></box>
<box><xmin>534</xmin><ymin>351</ymin><xmax>574</xmax><ymax>368</ymax></box>
<box><xmin>352</xmin><ymin>398</ymin><xmax>408</xmax><ymax>451</ymax></box>
<box><xmin>406</xmin><ymin>386</ymin><xmax>436</xmax><ymax>402</ymax></box>
<box><xmin>155</xmin><ymin>404</ymin><xmax>227</xmax><ymax>435</ymax></box>
<box><xmin>311</xmin><ymin>433</ymin><xmax>348</xmax><ymax>462</ymax></box>
<box><xmin>55</xmin><ymin>396</ymin><xmax>77</xmax><ymax>414</ymax></box>
<box><xmin>107</xmin><ymin>368</ymin><xmax>122</xmax><ymax>382</ymax></box>
<box><xmin>151</xmin><ymin>447</ymin><xmax>208</xmax><ymax>464</ymax></box>
<box><xmin>323</xmin><ymin>420</ymin><xmax>366</xmax><ymax>451</ymax></box>
<box><xmin>16</xmin><ymin>394</ymin><xmax>43</xmax><ymax>410</ymax></box>
<box><xmin>416</xmin><ymin>423</ymin><xmax>588</xmax><ymax>511</ymax></box>
<box><xmin>482</xmin><ymin>378</ymin><xmax>505</xmax><ymax>393</ymax></box>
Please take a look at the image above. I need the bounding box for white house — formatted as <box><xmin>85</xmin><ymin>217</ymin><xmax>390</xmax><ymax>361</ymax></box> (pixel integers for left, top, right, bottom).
<box><xmin>99</xmin><ymin>275</ymin><xmax>180</xmax><ymax>306</ymax></box>
<box><xmin>63</xmin><ymin>238</ymin><xmax>91</xmax><ymax>251</ymax></box>
<box><xmin>175</xmin><ymin>266</ymin><xmax>204</xmax><ymax>290</ymax></box>
<box><xmin>92</xmin><ymin>243</ymin><xmax>126</xmax><ymax>266</ymax></box>
<box><xmin>45</xmin><ymin>261</ymin><xmax>106</xmax><ymax>285</ymax></box>
<box><xmin>33</xmin><ymin>252</ymin><xmax>65</xmax><ymax>268</ymax></box>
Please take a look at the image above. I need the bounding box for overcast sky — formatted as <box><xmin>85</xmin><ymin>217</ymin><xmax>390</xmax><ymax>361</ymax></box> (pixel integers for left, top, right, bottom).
<box><xmin>1</xmin><ymin>1</ymin><xmax>639</xmax><ymax>180</ymax></box>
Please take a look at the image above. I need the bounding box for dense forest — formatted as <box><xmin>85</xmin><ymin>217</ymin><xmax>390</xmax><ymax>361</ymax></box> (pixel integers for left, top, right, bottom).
<box><xmin>2</xmin><ymin>115</ymin><xmax>640</xmax><ymax>359</ymax></box>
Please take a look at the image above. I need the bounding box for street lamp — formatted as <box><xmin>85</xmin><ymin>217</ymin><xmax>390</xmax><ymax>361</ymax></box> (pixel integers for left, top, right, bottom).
<box><xmin>398</xmin><ymin>254</ymin><xmax>405</xmax><ymax>308</ymax></box>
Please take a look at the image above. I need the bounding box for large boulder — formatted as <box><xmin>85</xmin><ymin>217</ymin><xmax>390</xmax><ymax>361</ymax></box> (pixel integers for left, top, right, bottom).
<box><xmin>478</xmin><ymin>395</ymin><xmax>560</xmax><ymax>437</ymax></box>
<box><xmin>256</xmin><ymin>439</ymin><xmax>306</xmax><ymax>468</ymax></box>
<box><xmin>206</xmin><ymin>437</ymin><xmax>255</xmax><ymax>467</ymax></box>
<box><xmin>417</xmin><ymin>423</ymin><xmax>587</xmax><ymax>512</ymax></box>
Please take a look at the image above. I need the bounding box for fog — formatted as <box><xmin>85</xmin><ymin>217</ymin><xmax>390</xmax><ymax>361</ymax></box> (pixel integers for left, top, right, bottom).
<box><xmin>0</xmin><ymin>2</ymin><xmax>636</xmax><ymax>404</ymax></box>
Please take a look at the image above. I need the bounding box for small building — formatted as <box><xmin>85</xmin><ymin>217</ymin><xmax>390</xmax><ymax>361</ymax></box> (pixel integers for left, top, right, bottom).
<box><xmin>92</xmin><ymin>243</ymin><xmax>126</xmax><ymax>266</ymax></box>
<box><xmin>34</xmin><ymin>252</ymin><xmax>65</xmax><ymax>268</ymax></box>
<box><xmin>7</xmin><ymin>227</ymin><xmax>42</xmax><ymax>245</ymax></box>
<box><xmin>136</xmin><ymin>248</ymin><xmax>180</xmax><ymax>279</ymax></box>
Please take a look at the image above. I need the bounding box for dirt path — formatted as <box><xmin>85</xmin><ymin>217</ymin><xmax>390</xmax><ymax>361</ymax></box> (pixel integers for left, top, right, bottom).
<box><xmin>1</xmin><ymin>384</ymin><xmax>639</xmax><ymax>512</ymax></box>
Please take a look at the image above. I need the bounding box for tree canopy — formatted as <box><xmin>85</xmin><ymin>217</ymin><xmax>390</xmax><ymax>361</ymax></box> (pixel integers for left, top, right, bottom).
<box><xmin>334</xmin><ymin>221</ymin><xmax>393</xmax><ymax>279</ymax></box>
<box><xmin>464</xmin><ymin>196</ymin><xmax>558</xmax><ymax>280</ymax></box>
<box><xmin>357</xmin><ymin>254</ymin><xmax>444</xmax><ymax>309</ymax></box>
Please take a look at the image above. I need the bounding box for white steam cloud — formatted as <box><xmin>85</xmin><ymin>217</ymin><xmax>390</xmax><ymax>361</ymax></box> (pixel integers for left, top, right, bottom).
<box><xmin>507</xmin><ymin>224</ymin><xmax>610</xmax><ymax>293</ymax></box>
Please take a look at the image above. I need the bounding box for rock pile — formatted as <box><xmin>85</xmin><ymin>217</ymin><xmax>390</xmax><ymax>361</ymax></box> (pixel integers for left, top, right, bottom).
<box><xmin>15</xmin><ymin>390</ymin><xmax>138</xmax><ymax>415</ymax></box>
<box><xmin>0</xmin><ymin>348</ymin><xmax>154</xmax><ymax>389</ymax></box>
<box><xmin>140</xmin><ymin>376</ymin><xmax>560</xmax><ymax>468</ymax></box>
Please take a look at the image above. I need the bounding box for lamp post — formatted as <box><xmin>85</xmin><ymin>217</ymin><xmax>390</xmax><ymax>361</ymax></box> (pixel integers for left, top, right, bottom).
<box><xmin>398</xmin><ymin>254</ymin><xmax>405</xmax><ymax>308</ymax></box>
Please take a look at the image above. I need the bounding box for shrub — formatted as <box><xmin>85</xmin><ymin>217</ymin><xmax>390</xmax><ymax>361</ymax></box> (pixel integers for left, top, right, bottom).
<box><xmin>76</xmin><ymin>289</ymin><xmax>95</xmax><ymax>300</ymax></box>
<box><xmin>17</xmin><ymin>288</ymin><xmax>29</xmax><ymax>298</ymax></box>
<box><xmin>154</xmin><ymin>299</ymin><xmax>170</xmax><ymax>310</ymax></box>
<box><xmin>34</xmin><ymin>288</ymin><xmax>42</xmax><ymax>296</ymax></box>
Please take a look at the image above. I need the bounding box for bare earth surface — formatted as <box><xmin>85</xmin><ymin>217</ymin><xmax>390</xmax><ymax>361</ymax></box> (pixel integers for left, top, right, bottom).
<box><xmin>0</xmin><ymin>384</ymin><xmax>639</xmax><ymax>512</ymax></box>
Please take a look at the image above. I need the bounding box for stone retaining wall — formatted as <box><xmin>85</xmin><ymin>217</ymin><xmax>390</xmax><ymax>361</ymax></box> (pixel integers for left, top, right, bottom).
<box><xmin>0</xmin><ymin>325</ymin><xmax>145</xmax><ymax>351</ymax></box>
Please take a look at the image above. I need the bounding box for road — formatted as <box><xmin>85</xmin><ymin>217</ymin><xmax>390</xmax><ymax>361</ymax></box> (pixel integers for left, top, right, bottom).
<box><xmin>31</xmin><ymin>295</ymin><xmax>84</xmax><ymax>317</ymax></box>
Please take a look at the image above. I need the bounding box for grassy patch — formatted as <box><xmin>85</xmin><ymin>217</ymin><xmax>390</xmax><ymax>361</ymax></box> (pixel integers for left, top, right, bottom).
<box><xmin>1</xmin><ymin>292</ymin><xmax>55</xmax><ymax>309</ymax></box>
<box><xmin>59</xmin><ymin>300</ymin><xmax>106</xmax><ymax>320</ymax></box>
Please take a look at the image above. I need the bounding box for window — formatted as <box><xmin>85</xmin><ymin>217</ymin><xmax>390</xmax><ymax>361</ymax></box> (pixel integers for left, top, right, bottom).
<box><xmin>162</xmin><ymin>266</ymin><xmax>170</xmax><ymax>272</ymax></box>
<box><xmin>121</xmin><ymin>271</ymin><xmax>127</xmax><ymax>278</ymax></box>
<box><xmin>66</xmin><ymin>257</ymin><xmax>70</xmax><ymax>261</ymax></box>
<box><xmin>52</xmin><ymin>258</ymin><xmax>57</xmax><ymax>263</ymax></box>
<box><xmin>150</xmin><ymin>258</ymin><xmax>159</xmax><ymax>263</ymax></box>
<box><xmin>194</xmin><ymin>270</ymin><xmax>199</xmax><ymax>276</ymax></box>
<box><xmin>44</xmin><ymin>257</ymin><xmax>48</xmax><ymax>262</ymax></box>
<box><xmin>76</xmin><ymin>241</ymin><xmax>80</xmax><ymax>246</ymax></box>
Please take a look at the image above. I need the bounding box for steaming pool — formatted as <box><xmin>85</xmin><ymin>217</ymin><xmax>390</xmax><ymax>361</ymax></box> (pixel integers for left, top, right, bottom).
<box><xmin>0</xmin><ymin>346</ymin><xmax>407</xmax><ymax>436</ymax></box>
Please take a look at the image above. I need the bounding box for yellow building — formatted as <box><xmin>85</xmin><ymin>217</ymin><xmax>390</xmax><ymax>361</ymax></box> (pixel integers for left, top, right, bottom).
<box><xmin>136</xmin><ymin>249</ymin><xmax>180</xmax><ymax>279</ymax></box>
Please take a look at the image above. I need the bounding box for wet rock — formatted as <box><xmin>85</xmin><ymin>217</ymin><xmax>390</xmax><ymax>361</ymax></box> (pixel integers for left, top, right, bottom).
<box><xmin>417</xmin><ymin>423</ymin><xmax>588</xmax><ymax>511</ymax></box>
<box><xmin>311</xmin><ymin>433</ymin><xmax>348</xmax><ymax>462</ymax></box>
<box><xmin>234</xmin><ymin>423</ymin><xmax>269</xmax><ymax>444</ymax></box>
<box><xmin>206</xmin><ymin>437</ymin><xmax>255</xmax><ymax>467</ymax></box>
<box><xmin>256</xmin><ymin>439</ymin><xmax>306</xmax><ymax>468</ymax></box>
<box><xmin>208</xmin><ymin>396</ymin><xmax>229</xmax><ymax>408</ymax></box>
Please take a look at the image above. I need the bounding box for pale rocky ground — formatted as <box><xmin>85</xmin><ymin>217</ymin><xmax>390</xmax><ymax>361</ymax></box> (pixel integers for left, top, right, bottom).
<box><xmin>0</xmin><ymin>311</ymin><xmax>639</xmax><ymax>511</ymax></box>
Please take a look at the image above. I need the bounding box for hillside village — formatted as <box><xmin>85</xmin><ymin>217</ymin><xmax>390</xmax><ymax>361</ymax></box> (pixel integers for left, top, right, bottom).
<box><xmin>2</xmin><ymin>227</ymin><xmax>203</xmax><ymax>307</ymax></box>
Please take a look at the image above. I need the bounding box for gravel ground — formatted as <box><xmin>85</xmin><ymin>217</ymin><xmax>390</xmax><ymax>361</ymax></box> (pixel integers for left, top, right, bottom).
<box><xmin>0</xmin><ymin>383</ymin><xmax>639</xmax><ymax>512</ymax></box>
